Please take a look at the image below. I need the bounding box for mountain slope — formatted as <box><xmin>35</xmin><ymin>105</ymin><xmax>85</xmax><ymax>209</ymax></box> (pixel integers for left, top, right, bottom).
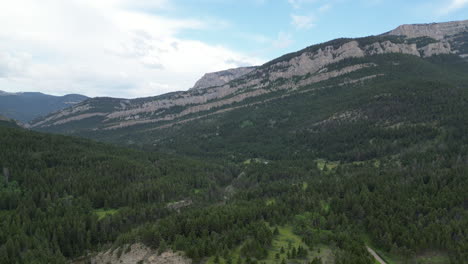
<box><xmin>0</xmin><ymin>124</ymin><xmax>231</xmax><ymax>263</ymax></box>
<box><xmin>0</xmin><ymin>91</ymin><xmax>88</xmax><ymax>123</ymax></box>
<box><xmin>30</xmin><ymin>20</ymin><xmax>468</xmax><ymax>160</ymax></box>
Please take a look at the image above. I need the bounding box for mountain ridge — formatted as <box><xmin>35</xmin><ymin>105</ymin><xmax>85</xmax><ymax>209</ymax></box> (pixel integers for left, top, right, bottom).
<box><xmin>0</xmin><ymin>90</ymin><xmax>88</xmax><ymax>123</ymax></box>
<box><xmin>30</xmin><ymin>19</ymin><xmax>468</xmax><ymax>140</ymax></box>
<box><xmin>383</xmin><ymin>19</ymin><xmax>468</xmax><ymax>39</ymax></box>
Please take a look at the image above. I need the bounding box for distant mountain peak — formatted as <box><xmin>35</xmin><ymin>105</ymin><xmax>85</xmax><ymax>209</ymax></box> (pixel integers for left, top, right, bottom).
<box><xmin>191</xmin><ymin>66</ymin><xmax>256</xmax><ymax>90</ymax></box>
<box><xmin>0</xmin><ymin>91</ymin><xmax>89</xmax><ymax>123</ymax></box>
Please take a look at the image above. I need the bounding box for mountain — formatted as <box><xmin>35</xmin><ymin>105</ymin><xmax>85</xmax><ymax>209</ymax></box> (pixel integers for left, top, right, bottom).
<box><xmin>31</xmin><ymin>20</ymin><xmax>468</xmax><ymax>157</ymax></box>
<box><xmin>191</xmin><ymin>66</ymin><xmax>256</xmax><ymax>90</ymax></box>
<box><xmin>0</xmin><ymin>91</ymin><xmax>88</xmax><ymax>123</ymax></box>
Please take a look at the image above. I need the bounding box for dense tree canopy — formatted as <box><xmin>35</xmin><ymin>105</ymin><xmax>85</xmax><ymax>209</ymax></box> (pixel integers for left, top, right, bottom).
<box><xmin>1</xmin><ymin>53</ymin><xmax>468</xmax><ymax>264</ymax></box>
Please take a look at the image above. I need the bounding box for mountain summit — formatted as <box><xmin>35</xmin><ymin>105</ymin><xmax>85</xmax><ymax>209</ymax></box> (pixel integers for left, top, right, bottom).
<box><xmin>191</xmin><ymin>66</ymin><xmax>256</xmax><ymax>90</ymax></box>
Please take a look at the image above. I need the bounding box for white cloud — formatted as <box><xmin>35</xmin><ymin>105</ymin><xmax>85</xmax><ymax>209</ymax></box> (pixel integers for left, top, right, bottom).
<box><xmin>0</xmin><ymin>0</ymin><xmax>263</xmax><ymax>98</ymax></box>
<box><xmin>439</xmin><ymin>0</ymin><xmax>468</xmax><ymax>14</ymax></box>
<box><xmin>273</xmin><ymin>32</ymin><xmax>294</xmax><ymax>49</ymax></box>
<box><xmin>0</xmin><ymin>52</ymin><xmax>33</xmax><ymax>78</ymax></box>
<box><xmin>288</xmin><ymin>0</ymin><xmax>317</xmax><ymax>9</ymax></box>
<box><xmin>291</xmin><ymin>14</ymin><xmax>316</xmax><ymax>30</ymax></box>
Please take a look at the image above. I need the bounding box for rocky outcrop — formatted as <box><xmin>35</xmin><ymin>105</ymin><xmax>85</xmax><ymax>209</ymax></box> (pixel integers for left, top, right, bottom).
<box><xmin>419</xmin><ymin>41</ymin><xmax>452</xmax><ymax>57</ymax></box>
<box><xmin>365</xmin><ymin>41</ymin><xmax>419</xmax><ymax>56</ymax></box>
<box><xmin>384</xmin><ymin>20</ymin><xmax>468</xmax><ymax>40</ymax></box>
<box><xmin>167</xmin><ymin>199</ymin><xmax>192</xmax><ymax>211</ymax></box>
<box><xmin>191</xmin><ymin>66</ymin><xmax>256</xmax><ymax>90</ymax></box>
<box><xmin>74</xmin><ymin>244</ymin><xmax>191</xmax><ymax>264</ymax></box>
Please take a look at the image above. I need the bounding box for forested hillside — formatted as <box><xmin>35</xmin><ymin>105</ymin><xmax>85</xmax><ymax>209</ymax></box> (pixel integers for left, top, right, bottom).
<box><xmin>0</xmin><ymin>125</ymin><xmax>234</xmax><ymax>263</ymax></box>
<box><xmin>75</xmin><ymin>53</ymin><xmax>468</xmax><ymax>163</ymax></box>
<box><xmin>2</xmin><ymin>101</ymin><xmax>468</xmax><ymax>263</ymax></box>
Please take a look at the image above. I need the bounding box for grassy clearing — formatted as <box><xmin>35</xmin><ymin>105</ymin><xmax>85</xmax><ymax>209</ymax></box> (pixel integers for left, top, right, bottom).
<box><xmin>93</xmin><ymin>208</ymin><xmax>118</xmax><ymax>220</ymax></box>
<box><xmin>414</xmin><ymin>252</ymin><xmax>449</xmax><ymax>264</ymax></box>
<box><xmin>307</xmin><ymin>245</ymin><xmax>334</xmax><ymax>264</ymax></box>
<box><xmin>373</xmin><ymin>160</ymin><xmax>381</xmax><ymax>168</ymax></box>
<box><xmin>315</xmin><ymin>159</ymin><xmax>339</xmax><ymax>172</ymax></box>
<box><xmin>320</xmin><ymin>200</ymin><xmax>330</xmax><ymax>214</ymax></box>
<box><xmin>351</xmin><ymin>159</ymin><xmax>380</xmax><ymax>168</ymax></box>
<box><xmin>374</xmin><ymin>249</ymin><xmax>399</xmax><ymax>264</ymax></box>
<box><xmin>266</xmin><ymin>198</ymin><xmax>276</xmax><ymax>206</ymax></box>
<box><xmin>243</xmin><ymin>158</ymin><xmax>270</xmax><ymax>165</ymax></box>
<box><xmin>204</xmin><ymin>225</ymin><xmax>334</xmax><ymax>264</ymax></box>
<box><xmin>370</xmin><ymin>245</ymin><xmax>449</xmax><ymax>264</ymax></box>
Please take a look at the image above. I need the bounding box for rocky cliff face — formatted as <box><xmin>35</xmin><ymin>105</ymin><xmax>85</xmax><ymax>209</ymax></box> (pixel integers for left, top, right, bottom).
<box><xmin>73</xmin><ymin>244</ymin><xmax>191</xmax><ymax>264</ymax></box>
<box><xmin>384</xmin><ymin>19</ymin><xmax>468</xmax><ymax>39</ymax></box>
<box><xmin>30</xmin><ymin>20</ymin><xmax>468</xmax><ymax>132</ymax></box>
<box><xmin>191</xmin><ymin>66</ymin><xmax>256</xmax><ymax>90</ymax></box>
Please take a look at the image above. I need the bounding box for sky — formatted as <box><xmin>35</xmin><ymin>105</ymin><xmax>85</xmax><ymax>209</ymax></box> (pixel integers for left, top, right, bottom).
<box><xmin>0</xmin><ymin>0</ymin><xmax>467</xmax><ymax>98</ymax></box>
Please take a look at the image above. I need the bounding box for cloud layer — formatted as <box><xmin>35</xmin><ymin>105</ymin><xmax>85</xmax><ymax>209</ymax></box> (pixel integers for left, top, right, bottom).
<box><xmin>0</xmin><ymin>0</ymin><xmax>263</xmax><ymax>98</ymax></box>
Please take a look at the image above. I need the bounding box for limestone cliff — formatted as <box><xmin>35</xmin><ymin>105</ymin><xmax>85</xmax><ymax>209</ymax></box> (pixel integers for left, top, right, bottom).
<box><xmin>73</xmin><ymin>244</ymin><xmax>191</xmax><ymax>264</ymax></box>
<box><xmin>191</xmin><ymin>66</ymin><xmax>256</xmax><ymax>90</ymax></box>
<box><xmin>384</xmin><ymin>19</ymin><xmax>468</xmax><ymax>39</ymax></box>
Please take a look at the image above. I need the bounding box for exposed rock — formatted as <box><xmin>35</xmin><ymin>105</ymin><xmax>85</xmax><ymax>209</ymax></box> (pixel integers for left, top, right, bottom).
<box><xmin>167</xmin><ymin>199</ymin><xmax>192</xmax><ymax>211</ymax></box>
<box><xmin>191</xmin><ymin>66</ymin><xmax>256</xmax><ymax>90</ymax></box>
<box><xmin>52</xmin><ymin>113</ymin><xmax>107</xmax><ymax>126</ymax></box>
<box><xmin>313</xmin><ymin>110</ymin><xmax>367</xmax><ymax>128</ymax></box>
<box><xmin>74</xmin><ymin>244</ymin><xmax>191</xmax><ymax>264</ymax></box>
<box><xmin>366</xmin><ymin>41</ymin><xmax>419</xmax><ymax>57</ymax></box>
<box><xmin>419</xmin><ymin>41</ymin><xmax>452</xmax><ymax>57</ymax></box>
<box><xmin>384</xmin><ymin>20</ymin><xmax>468</xmax><ymax>40</ymax></box>
<box><xmin>149</xmin><ymin>74</ymin><xmax>383</xmax><ymax>131</ymax></box>
<box><xmin>32</xmin><ymin>103</ymin><xmax>92</xmax><ymax>127</ymax></box>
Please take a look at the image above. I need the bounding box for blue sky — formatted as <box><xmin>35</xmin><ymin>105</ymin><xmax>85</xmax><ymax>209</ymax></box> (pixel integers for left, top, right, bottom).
<box><xmin>165</xmin><ymin>0</ymin><xmax>468</xmax><ymax>59</ymax></box>
<box><xmin>0</xmin><ymin>0</ymin><xmax>466</xmax><ymax>98</ymax></box>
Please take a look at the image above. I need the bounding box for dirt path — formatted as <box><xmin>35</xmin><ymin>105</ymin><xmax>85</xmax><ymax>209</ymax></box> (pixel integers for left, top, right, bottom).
<box><xmin>367</xmin><ymin>246</ymin><xmax>387</xmax><ymax>264</ymax></box>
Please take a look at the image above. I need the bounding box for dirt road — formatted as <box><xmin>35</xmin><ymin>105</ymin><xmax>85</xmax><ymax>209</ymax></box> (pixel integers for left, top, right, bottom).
<box><xmin>366</xmin><ymin>246</ymin><xmax>387</xmax><ymax>264</ymax></box>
